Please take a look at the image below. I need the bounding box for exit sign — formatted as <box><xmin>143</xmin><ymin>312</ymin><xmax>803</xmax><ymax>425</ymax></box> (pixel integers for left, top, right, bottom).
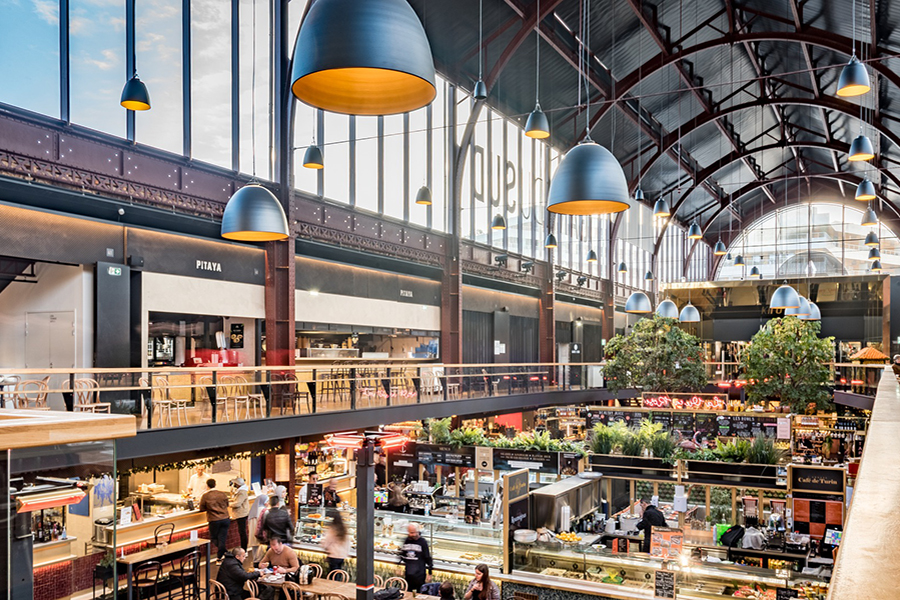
<box><xmin>107</xmin><ymin>266</ymin><xmax>122</xmax><ymax>277</ymax></box>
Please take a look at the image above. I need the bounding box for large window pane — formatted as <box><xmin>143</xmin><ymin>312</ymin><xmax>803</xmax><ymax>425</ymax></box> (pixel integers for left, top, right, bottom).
<box><xmin>293</xmin><ymin>105</ymin><xmax>318</xmax><ymax>194</ymax></box>
<box><xmin>431</xmin><ymin>78</ymin><xmax>446</xmax><ymax>232</ymax></box>
<box><xmin>70</xmin><ymin>0</ymin><xmax>125</xmax><ymax>135</ymax></box>
<box><xmin>383</xmin><ymin>114</ymin><xmax>404</xmax><ymax>220</ymax></box>
<box><xmin>135</xmin><ymin>0</ymin><xmax>183</xmax><ymax>153</ymax></box>
<box><xmin>355</xmin><ymin>116</ymin><xmax>378</xmax><ymax>211</ymax></box>
<box><xmin>191</xmin><ymin>0</ymin><xmax>230</xmax><ymax>167</ymax></box>
<box><xmin>324</xmin><ymin>112</ymin><xmax>349</xmax><ymax>204</ymax></box>
<box><xmin>0</xmin><ymin>1</ymin><xmax>59</xmax><ymax>117</ymax></box>
<box><xmin>239</xmin><ymin>0</ymin><xmax>270</xmax><ymax>177</ymax></box>
<box><xmin>408</xmin><ymin>106</ymin><xmax>428</xmax><ymax>226</ymax></box>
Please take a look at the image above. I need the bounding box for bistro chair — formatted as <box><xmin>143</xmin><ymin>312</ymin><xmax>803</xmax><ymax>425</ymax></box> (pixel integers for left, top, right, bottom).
<box><xmin>13</xmin><ymin>379</ymin><xmax>51</xmax><ymax>410</ymax></box>
<box><xmin>132</xmin><ymin>560</ymin><xmax>162</xmax><ymax>600</ymax></box>
<box><xmin>244</xmin><ymin>579</ymin><xmax>259</xmax><ymax>598</ymax></box>
<box><xmin>373</xmin><ymin>575</ymin><xmax>384</xmax><ymax>588</ymax></box>
<box><xmin>154</xmin><ymin>522</ymin><xmax>175</xmax><ymax>545</ymax></box>
<box><xmin>304</xmin><ymin>563</ymin><xmax>323</xmax><ymax>579</ymax></box>
<box><xmin>169</xmin><ymin>550</ymin><xmax>200</xmax><ymax>600</ymax></box>
<box><xmin>229</xmin><ymin>374</ymin><xmax>252</xmax><ymax>420</ymax></box>
<box><xmin>327</xmin><ymin>569</ymin><xmax>350</xmax><ymax>582</ymax></box>
<box><xmin>209</xmin><ymin>580</ymin><xmax>229</xmax><ymax>597</ymax></box>
<box><xmin>383</xmin><ymin>577</ymin><xmax>408</xmax><ymax>591</ymax></box>
<box><xmin>282</xmin><ymin>582</ymin><xmax>304</xmax><ymax>600</ymax></box>
<box><xmin>63</xmin><ymin>378</ymin><xmax>111</xmax><ymax>413</ymax></box>
<box><xmin>152</xmin><ymin>376</ymin><xmax>177</xmax><ymax>427</ymax></box>
<box><xmin>215</xmin><ymin>375</ymin><xmax>236</xmax><ymax>422</ymax></box>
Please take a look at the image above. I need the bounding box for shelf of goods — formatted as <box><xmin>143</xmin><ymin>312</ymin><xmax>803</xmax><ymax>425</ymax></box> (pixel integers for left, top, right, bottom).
<box><xmin>294</xmin><ymin>506</ymin><xmax>502</xmax><ymax>570</ymax></box>
<box><xmin>512</xmin><ymin>542</ymin><xmax>828</xmax><ymax>600</ymax></box>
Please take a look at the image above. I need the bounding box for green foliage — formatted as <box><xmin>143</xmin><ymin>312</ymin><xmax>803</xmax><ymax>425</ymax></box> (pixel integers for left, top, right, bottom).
<box><xmin>648</xmin><ymin>431</ymin><xmax>677</xmax><ymax>459</ymax></box>
<box><xmin>740</xmin><ymin>317</ymin><xmax>834</xmax><ymax>412</ymax></box>
<box><xmin>603</xmin><ymin>314</ymin><xmax>708</xmax><ymax>393</ymax></box>
<box><xmin>449</xmin><ymin>427</ymin><xmax>486</xmax><ymax>448</ymax></box>
<box><xmin>708</xmin><ymin>487</ymin><xmax>732</xmax><ymax>523</ymax></box>
<box><xmin>422</xmin><ymin>418</ymin><xmax>453</xmax><ymax>444</ymax></box>
<box><xmin>639</xmin><ymin>419</ymin><xmax>664</xmax><ymax>439</ymax></box>
<box><xmin>590</xmin><ymin>423</ymin><xmax>617</xmax><ymax>455</ymax></box>
<box><xmin>745</xmin><ymin>433</ymin><xmax>786</xmax><ymax>465</ymax></box>
<box><xmin>620</xmin><ymin>431</ymin><xmax>645</xmax><ymax>456</ymax></box>
<box><xmin>714</xmin><ymin>438</ymin><xmax>751</xmax><ymax>463</ymax></box>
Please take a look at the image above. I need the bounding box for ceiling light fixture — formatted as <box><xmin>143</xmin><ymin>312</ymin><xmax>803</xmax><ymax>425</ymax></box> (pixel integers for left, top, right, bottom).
<box><xmin>525</xmin><ymin>0</ymin><xmax>549</xmax><ymax>138</ymax></box>
<box><xmin>679</xmin><ymin>302</ymin><xmax>700</xmax><ymax>323</ymax></box>
<box><xmin>120</xmin><ymin>72</ymin><xmax>151</xmax><ymax>111</ymax></box>
<box><xmin>848</xmin><ymin>134</ymin><xmax>875</xmax><ymax>161</ymax></box>
<box><xmin>656</xmin><ymin>298</ymin><xmax>679</xmax><ymax>319</ymax></box>
<box><xmin>855</xmin><ymin>177</ymin><xmax>877</xmax><ymax>201</ymax></box>
<box><xmin>714</xmin><ymin>239</ymin><xmax>727</xmax><ymax>255</ymax></box>
<box><xmin>473</xmin><ymin>0</ymin><xmax>488</xmax><ymax>100</ymax></box>
<box><xmin>491</xmin><ymin>214</ymin><xmax>507</xmax><ymax>230</ymax></box>
<box><xmin>586</xmin><ymin>249</ymin><xmax>598</xmax><ymax>263</ymax></box>
<box><xmin>303</xmin><ymin>144</ymin><xmax>324</xmax><ymax>169</ymax></box>
<box><xmin>770</xmin><ymin>284</ymin><xmax>801</xmax><ymax>310</ymax></box>
<box><xmin>544</xmin><ymin>232</ymin><xmax>558</xmax><ymax>249</ymax></box>
<box><xmin>290</xmin><ymin>0</ymin><xmax>436</xmax><ymax>115</ymax></box>
<box><xmin>861</xmin><ymin>206</ymin><xmax>878</xmax><ymax>227</ymax></box>
<box><xmin>865</xmin><ymin>231</ymin><xmax>879</xmax><ymax>247</ymax></box>
<box><xmin>653</xmin><ymin>197</ymin><xmax>671</xmax><ymax>218</ymax></box>
<box><xmin>687</xmin><ymin>221</ymin><xmax>703</xmax><ymax>240</ymax></box>
<box><xmin>625</xmin><ymin>291</ymin><xmax>652</xmax><ymax>314</ymax></box>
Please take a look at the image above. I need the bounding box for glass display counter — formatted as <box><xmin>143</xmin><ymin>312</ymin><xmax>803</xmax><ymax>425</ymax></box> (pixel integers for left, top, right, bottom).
<box><xmin>512</xmin><ymin>541</ymin><xmax>828</xmax><ymax>599</ymax></box>
<box><xmin>295</xmin><ymin>506</ymin><xmax>503</xmax><ymax>569</ymax></box>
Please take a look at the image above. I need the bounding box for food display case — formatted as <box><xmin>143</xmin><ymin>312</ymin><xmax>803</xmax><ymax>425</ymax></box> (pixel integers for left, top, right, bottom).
<box><xmin>511</xmin><ymin>542</ymin><xmax>829</xmax><ymax>599</ymax></box>
<box><xmin>294</xmin><ymin>506</ymin><xmax>503</xmax><ymax>569</ymax></box>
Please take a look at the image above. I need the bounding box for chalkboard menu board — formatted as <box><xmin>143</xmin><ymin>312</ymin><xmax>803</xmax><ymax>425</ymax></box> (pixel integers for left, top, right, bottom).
<box><xmin>416</xmin><ymin>444</ymin><xmax>475</xmax><ymax>467</ymax></box>
<box><xmin>695</xmin><ymin>413</ymin><xmax>718</xmax><ymax>440</ymax></box>
<box><xmin>672</xmin><ymin>413</ymin><xmax>695</xmax><ymax>433</ymax></box>
<box><xmin>465</xmin><ymin>498</ymin><xmax>483</xmax><ymax>524</ymax></box>
<box><xmin>715</xmin><ymin>415</ymin><xmax>734</xmax><ymax>437</ymax></box>
<box><xmin>776</xmin><ymin>587</ymin><xmax>798</xmax><ymax>600</ymax></box>
<box><xmin>494</xmin><ymin>449</ymin><xmax>556</xmax><ymax>473</ymax></box>
<box><xmin>388</xmin><ymin>442</ymin><xmax>417</xmax><ymax>481</ymax></box>
<box><xmin>654</xmin><ymin>570</ymin><xmax>676</xmax><ymax>599</ymax></box>
<box><xmin>651</xmin><ymin>412</ymin><xmax>673</xmax><ymax>430</ymax></box>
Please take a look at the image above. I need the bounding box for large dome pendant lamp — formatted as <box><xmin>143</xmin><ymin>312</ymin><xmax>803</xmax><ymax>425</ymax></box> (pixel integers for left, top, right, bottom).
<box><xmin>120</xmin><ymin>72</ymin><xmax>151</xmax><ymax>111</ymax></box>
<box><xmin>837</xmin><ymin>0</ymin><xmax>871</xmax><ymax>97</ymax></box>
<box><xmin>303</xmin><ymin>144</ymin><xmax>324</xmax><ymax>169</ymax></box>
<box><xmin>770</xmin><ymin>284</ymin><xmax>801</xmax><ymax>310</ymax></box>
<box><xmin>871</xmin><ymin>259</ymin><xmax>883</xmax><ymax>273</ymax></box>
<box><xmin>865</xmin><ymin>230</ymin><xmax>879</xmax><ymax>247</ymax></box>
<box><xmin>586</xmin><ymin>249</ymin><xmax>598</xmax><ymax>263</ymax></box>
<box><xmin>679</xmin><ymin>303</ymin><xmax>700</xmax><ymax>323</ymax></box>
<box><xmin>290</xmin><ymin>0</ymin><xmax>436</xmax><ymax>115</ymax></box>
<box><xmin>525</xmin><ymin>0</ymin><xmax>549</xmax><ymax>139</ymax></box>
<box><xmin>868</xmin><ymin>246</ymin><xmax>881</xmax><ymax>261</ymax></box>
<box><xmin>415</xmin><ymin>185</ymin><xmax>432</xmax><ymax>206</ymax></box>
<box><xmin>713</xmin><ymin>239</ymin><xmax>727</xmax><ymax>256</ymax></box>
<box><xmin>625</xmin><ymin>291</ymin><xmax>652</xmax><ymax>314</ymax></box>
<box><xmin>785</xmin><ymin>295</ymin><xmax>811</xmax><ymax>318</ymax></box>
<box><xmin>848</xmin><ymin>133</ymin><xmax>875</xmax><ymax>161</ymax></box>
<box><xmin>805</xmin><ymin>302</ymin><xmax>822</xmax><ymax>321</ymax></box>
<box><xmin>491</xmin><ymin>214</ymin><xmax>507</xmax><ymax>230</ymax></box>
<box><xmin>656</xmin><ymin>298</ymin><xmax>679</xmax><ymax>319</ymax></box>
<box><xmin>749</xmin><ymin>266</ymin><xmax>761</xmax><ymax>278</ymax></box>
<box><xmin>861</xmin><ymin>206</ymin><xmax>878</xmax><ymax>227</ymax></box>
<box><xmin>221</xmin><ymin>183</ymin><xmax>290</xmax><ymax>241</ymax></box>
<box><xmin>653</xmin><ymin>197</ymin><xmax>671</xmax><ymax>218</ymax></box>
<box><xmin>544</xmin><ymin>232</ymin><xmax>558</xmax><ymax>249</ymax></box>
<box><xmin>687</xmin><ymin>221</ymin><xmax>703</xmax><ymax>240</ymax></box>
<box><xmin>855</xmin><ymin>177</ymin><xmax>877</xmax><ymax>201</ymax></box>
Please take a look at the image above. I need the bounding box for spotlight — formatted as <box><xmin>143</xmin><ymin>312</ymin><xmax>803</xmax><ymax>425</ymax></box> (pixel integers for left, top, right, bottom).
<box><xmin>494</xmin><ymin>254</ymin><xmax>508</xmax><ymax>267</ymax></box>
<box><xmin>577</xmin><ymin>276</ymin><xmax>587</xmax><ymax>287</ymax></box>
<box><xmin>520</xmin><ymin>261</ymin><xmax>534</xmax><ymax>273</ymax></box>
<box><xmin>556</xmin><ymin>270</ymin><xmax>567</xmax><ymax>281</ymax></box>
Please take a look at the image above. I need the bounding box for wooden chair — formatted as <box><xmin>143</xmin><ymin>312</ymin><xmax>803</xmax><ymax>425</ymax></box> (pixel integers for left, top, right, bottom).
<box><xmin>63</xmin><ymin>378</ymin><xmax>111</xmax><ymax>413</ymax></box>
<box><xmin>304</xmin><ymin>563</ymin><xmax>323</xmax><ymax>579</ymax></box>
<box><xmin>327</xmin><ymin>569</ymin><xmax>350</xmax><ymax>582</ymax></box>
<box><xmin>235</xmin><ymin>374</ymin><xmax>267</xmax><ymax>419</ymax></box>
<box><xmin>282</xmin><ymin>581</ymin><xmax>304</xmax><ymax>600</ymax></box>
<box><xmin>209</xmin><ymin>579</ymin><xmax>229</xmax><ymax>597</ymax></box>
<box><xmin>244</xmin><ymin>578</ymin><xmax>259</xmax><ymax>598</ymax></box>
<box><xmin>14</xmin><ymin>379</ymin><xmax>50</xmax><ymax>410</ymax></box>
<box><xmin>230</xmin><ymin>375</ymin><xmax>252</xmax><ymax>420</ymax></box>
<box><xmin>319</xmin><ymin>595</ymin><xmax>350</xmax><ymax>600</ymax></box>
<box><xmin>169</xmin><ymin>550</ymin><xmax>200</xmax><ymax>600</ymax></box>
<box><xmin>373</xmin><ymin>575</ymin><xmax>384</xmax><ymax>587</ymax></box>
<box><xmin>215</xmin><ymin>375</ymin><xmax>235</xmax><ymax>422</ymax></box>
<box><xmin>153</xmin><ymin>522</ymin><xmax>174</xmax><ymax>545</ymax></box>
<box><xmin>384</xmin><ymin>577</ymin><xmax>408</xmax><ymax>591</ymax></box>
<box><xmin>132</xmin><ymin>560</ymin><xmax>161</xmax><ymax>600</ymax></box>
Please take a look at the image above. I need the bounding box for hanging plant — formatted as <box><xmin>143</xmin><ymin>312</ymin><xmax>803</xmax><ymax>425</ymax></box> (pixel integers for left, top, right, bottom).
<box><xmin>118</xmin><ymin>445</ymin><xmax>281</xmax><ymax>477</ymax></box>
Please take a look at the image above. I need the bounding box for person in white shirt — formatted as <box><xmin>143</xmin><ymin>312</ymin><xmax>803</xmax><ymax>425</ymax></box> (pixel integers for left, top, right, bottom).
<box><xmin>187</xmin><ymin>465</ymin><xmax>211</xmax><ymax>499</ymax></box>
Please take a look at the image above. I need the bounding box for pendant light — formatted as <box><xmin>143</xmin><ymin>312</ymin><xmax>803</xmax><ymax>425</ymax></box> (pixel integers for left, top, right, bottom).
<box><xmin>544</xmin><ymin>232</ymin><xmax>558</xmax><ymax>248</ymax></box>
<box><xmin>121</xmin><ymin>72</ymin><xmax>151</xmax><ymax>111</ymax></box>
<box><xmin>290</xmin><ymin>0</ymin><xmax>436</xmax><ymax>115</ymax></box>
<box><xmin>653</xmin><ymin>197</ymin><xmax>671</xmax><ymax>218</ymax></box>
<box><xmin>750</xmin><ymin>266</ymin><xmax>761</xmax><ymax>278</ymax></box>
<box><xmin>656</xmin><ymin>298</ymin><xmax>679</xmax><ymax>319</ymax></box>
<box><xmin>679</xmin><ymin>303</ymin><xmax>700</xmax><ymax>323</ymax></box>
<box><xmin>473</xmin><ymin>0</ymin><xmax>488</xmax><ymax>100</ymax></box>
<box><xmin>770</xmin><ymin>284</ymin><xmax>801</xmax><ymax>309</ymax></box>
<box><xmin>806</xmin><ymin>302</ymin><xmax>821</xmax><ymax>321</ymax></box>
<box><xmin>547</xmin><ymin>0</ymin><xmax>630</xmax><ymax>216</ymax></box>
<box><xmin>734</xmin><ymin>254</ymin><xmax>745</xmax><ymax>267</ymax></box>
<box><xmin>222</xmin><ymin>4</ymin><xmax>288</xmax><ymax>242</ymax></box>
<box><xmin>491</xmin><ymin>214</ymin><xmax>507</xmax><ymax>230</ymax></box>
<box><xmin>634</xmin><ymin>188</ymin><xmax>645</xmax><ymax>201</ymax></box>
<box><xmin>836</xmin><ymin>0</ymin><xmax>871</xmax><ymax>97</ymax></box>
<box><xmin>867</xmin><ymin>247</ymin><xmax>881</xmax><ymax>261</ymax></box>
<box><xmin>871</xmin><ymin>259</ymin><xmax>883</xmax><ymax>272</ymax></box>
<box><xmin>714</xmin><ymin>239</ymin><xmax>727</xmax><ymax>255</ymax></box>
<box><xmin>525</xmin><ymin>0</ymin><xmax>549</xmax><ymax>138</ymax></box>
<box><xmin>785</xmin><ymin>296</ymin><xmax>811</xmax><ymax>318</ymax></box>
<box><xmin>303</xmin><ymin>144</ymin><xmax>324</xmax><ymax>169</ymax></box>
<box><xmin>625</xmin><ymin>291</ymin><xmax>652</xmax><ymax>314</ymax></box>
<box><xmin>644</xmin><ymin>270</ymin><xmax>654</xmax><ymax>281</ymax></box>
<box><xmin>617</xmin><ymin>262</ymin><xmax>628</xmax><ymax>275</ymax></box>
<box><xmin>687</xmin><ymin>221</ymin><xmax>703</xmax><ymax>240</ymax></box>
<box><xmin>415</xmin><ymin>185</ymin><xmax>432</xmax><ymax>205</ymax></box>
<box><xmin>855</xmin><ymin>177</ymin><xmax>876</xmax><ymax>201</ymax></box>
<box><xmin>861</xmin><ymin>206</ymin><xmax>878</xmax><ymax>227</ymax></box>
<box><xmin>586</xmin><ymin>249</ymin><xmax>598</xmax><ymax>263</ymax></box>
<box><xmin>632</xmin><ymin>13</ymin><xmax>646</xmax><ymax>205</ymax></box>
<box><xmin>848</xmin><ymin>134</ymin><xmax>875</xmax><ymax>161</ymax></box>
<box><xmin>726</xmin><ymin>252</ymin><xmax>732</xmax><ymax>261</ymax></box>
<box><xmin>865</xmin><ymin>231</ymin><xmax>879</xmax><ymax>246</ymax></box>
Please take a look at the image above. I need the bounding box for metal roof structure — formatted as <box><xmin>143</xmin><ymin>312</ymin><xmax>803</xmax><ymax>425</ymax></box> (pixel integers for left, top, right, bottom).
<box><xmin>413</xmin><ymin>0</ymin><xmax>900</xmax><ymax>248</ymax></box>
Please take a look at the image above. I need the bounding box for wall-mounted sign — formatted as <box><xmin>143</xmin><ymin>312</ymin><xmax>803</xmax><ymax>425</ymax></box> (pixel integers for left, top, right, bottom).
<box><xmin>107</xmin><ymin>266</ymin><xmax>122</xmax><ymax>277</ymax></box>
<box><xmin>400</xmin><ymin>290</ymin><xmax>413</xmax><ymax>298</ymax></box>
<box><xmin>654</xmin><ymin>570</ymin><xmax>676</xmax><ymax>599</ymax></box>
<box><xmin>230</xmin><ymin>323</ymin><xmax>244</xmax><ymax>348</ymax></box>
<box><xmin>475</xmin><ymin>446</ymin><xmax>493</xmax><ymax>471</ymax></box>
<box><xmin>415</xmin><ymin>443</ymin><xmax>475</xmax><ymax>468</ymax></box>
<box><xmin>196</xmin><ymin>260</ymin><xmax>222</xmax><ymax>272</ymax></box>
<box><xmin>789</xmin><ymin>465</ymin><xmax>846</xmax><ymax>496</ymax></box>
<box><xmin>493</xmin><ymin>448</ymin><xmax>556</xmax><ymax>473</ymax></box>
<box><xmin>505</xmin><ymin>469</ymin><xmax>530</xmax><ymax>502</ymax></box>
<box><xmin>641</xmin><ymin>393</ymin><xmax>725</xmax><ymax>411</ymax></box>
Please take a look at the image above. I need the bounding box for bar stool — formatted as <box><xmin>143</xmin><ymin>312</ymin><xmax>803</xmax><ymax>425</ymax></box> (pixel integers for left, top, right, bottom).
<box><xmin>169</xmin><ymin>550</ymin><xmax>200</xmax><ymax>600</ymax></box>
<box><xmin>132</xmin><ymin>561</ymin><xmax>162</xmax><ymax>600</ymax></box>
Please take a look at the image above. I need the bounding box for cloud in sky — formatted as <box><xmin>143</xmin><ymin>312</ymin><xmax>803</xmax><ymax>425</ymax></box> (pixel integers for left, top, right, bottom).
<box><xmin>32</xmin><ymin>0</ymin><xmax>58</xmax><ymax>25</ymax></box>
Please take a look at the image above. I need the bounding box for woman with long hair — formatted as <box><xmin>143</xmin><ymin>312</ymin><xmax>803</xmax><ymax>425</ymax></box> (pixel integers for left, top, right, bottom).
<box><xmin>463</xmin><ymin>564</ymin><xmax>499</xmax><ymax>600</ymax></box>
<box><xmin>322</xmin><ymin>512</ymin><xmax>350</xmax><ymax>574</ymax></box>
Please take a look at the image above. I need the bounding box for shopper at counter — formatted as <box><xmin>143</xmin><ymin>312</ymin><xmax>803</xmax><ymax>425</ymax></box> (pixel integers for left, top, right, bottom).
<box><xmin>893</xmin><ymin>355</ymin><xmax>900</xmax><ymax>378</ymax></box>
<box><xmin>375</xmin><ymin>453</ymin><xmax>386</xmax><ymax>487</ymax></box>
<box><xmin>262</xmin><ymin>495</ymin><xmax>294</xmax><ymax>543</ymax></box>
<box><xmin>230</xmin><ymin>477</ymin><xmax>250</xmax><ymax>550</ymax></box>
<box><xmin>322</xmin><ymin>512</ymin><xmax>350</xmax><ymax>573</ymax></box>
<box><xmin>400</xmin><ymin>523</ymin><xmax>433</xmax><ymax>592</ymax></box>
<box><xmin>636</xmin><ymin>497</ymin><xmax>667</xmax><ymax>554</ymax></box>
<box><xmin>200</xmin><ymin>478</ymin><xmax>232</xmax><ymax>561</ymax></box>
<box><xmin>259</xmin><ymin>537</ymin><xmax>300</xmax><ymax>575</ymax></box>
<box><xmin>217</xmin><ymin>547</ymin><xmax>261</xmax><ymax>600</ymax></box>
<box><xmin>463</xmin><ymin>564</ymin><xmax>499</xmax><ymax>600</ymax></box>
<box><xmin>188</xmin><ymin>464</ymin><xmax>211</xmax><ymax>499</ymax></box>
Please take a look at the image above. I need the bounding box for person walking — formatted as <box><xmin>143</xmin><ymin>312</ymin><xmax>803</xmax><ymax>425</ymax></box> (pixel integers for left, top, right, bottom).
<box><xmin>199</xmin><ymin>478</ymin><xmax>231</xmax><ymax>562</ymax></box>
<box><xmin>463</xmin><ymin>564</ymin><xmax>499</xmax><ymax>600</ymax></box>
<box><xmin>636</xmin><ymin>497</ymin><xmax>668</xmax><ymax>554</ymax></box>
<box><xmin>230</xmin><ymin>477</ymin><xmax>250</xmax><ymax>550</ymax></box>
<box><xmin>400</xmin><ymin>523</ymin><xmax>432</xmax><ymax>593</ymax></box>
<box><xmin>217</xmin><ymin>547</ymin><xmax>261</xmax><ymax>600</ymax></box>
<box><xmin>321</xmin><ymin>512</ymin><xmax>350</xmax><ymax>574</ymax></box>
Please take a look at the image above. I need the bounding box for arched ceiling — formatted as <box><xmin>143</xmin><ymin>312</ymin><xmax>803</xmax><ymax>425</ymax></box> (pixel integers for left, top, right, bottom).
<box><xmin>411</xmin><ymin>0</ymin><xmax>900</xmax><ymax>244</ymax></box>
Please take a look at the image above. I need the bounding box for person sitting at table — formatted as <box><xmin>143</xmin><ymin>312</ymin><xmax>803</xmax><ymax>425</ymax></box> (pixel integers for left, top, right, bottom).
<box><xmin>439</xmin><ymin>581</ymin><xmax>456</xmax><ymax>600</ymax></box>
<box><xmin>217</xmin><ymin>547</ymin><xmax>261</xmax><ymax>600</ymax></box>
<box><xmin>259</xmin><ymin>537</ymin><xmax>300</xmax><ymax>577</ymax></box>
<box><xmin>463</xmin><ymin>564</ymin><xmax>499</xmax><ymax>600</ymax></box>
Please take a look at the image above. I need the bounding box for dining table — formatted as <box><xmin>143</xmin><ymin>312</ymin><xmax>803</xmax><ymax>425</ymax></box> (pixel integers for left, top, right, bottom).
<box><xmin>258</xmin><ymin>575</ymin><xmax>441</xmax><ymax>600</ymax></box>
<box><xmin>116</xmin><ymin>538</ymin><xmax>211</xmax><ymax>600</ymax></box>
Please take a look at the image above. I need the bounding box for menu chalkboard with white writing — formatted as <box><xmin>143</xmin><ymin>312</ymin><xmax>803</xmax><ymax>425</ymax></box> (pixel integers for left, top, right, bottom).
<box><xmin>654</xmin><ymin>570</ymin><xmax>676</xmax><ymax>599</ymax></box>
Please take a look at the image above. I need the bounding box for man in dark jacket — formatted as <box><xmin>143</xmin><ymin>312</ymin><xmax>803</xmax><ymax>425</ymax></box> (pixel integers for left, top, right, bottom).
<box><xmin>400</xmin><ymin>523</ymin><xmax>432</xmax><ymax>592</ymax></box>
<box><xmin>636</xmin><ymin>497</ymin><xmax>668</xmax><ymax>553</ymax></box>
<box><xmin>216</xmin><ymin>547</ymin><xmax>261</xmax><ymax>600</ymax></box>
<box><xmin>262</xmin><ymin>495</ymin><xmax>294</xmax><ymax>543</ymax></box>
<box><xmin>200</xmin><ymin>479</ymin><xmax>231</xmax><ymax>561</ymax></box>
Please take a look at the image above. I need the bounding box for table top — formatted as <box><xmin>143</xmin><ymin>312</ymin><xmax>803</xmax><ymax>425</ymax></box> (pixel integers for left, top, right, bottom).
<box><xmin>259</xmin><ymin>576</ymin><xmax>439</xmax><ymax>600</ymax></box>
<box><xmin>116</xmin><ymin>538</ymin><xmax>210</xmax><ymax>566</ymax></box>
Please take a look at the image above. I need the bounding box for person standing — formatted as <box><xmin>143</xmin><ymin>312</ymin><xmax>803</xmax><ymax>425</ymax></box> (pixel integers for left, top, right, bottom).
<box><xmin>230</xmin><ymin>477</ymin><xmax>250</xmax><ymax>550</ymax></box>
<box><xmin>321</xmin><ymin>512</ymin><xmax>350</xmax><ymax>574</ymax></box>
<box><xmin>187</xmin><ymin>464</ymin><xmax>211</xmax><ymax>499</ymax></box>
<box><xmin>200</xmin><ymin>478</ymin><xmax>231</xmax><ymax>561</ymax></box>
<box><xmin>892</xmin><ymin>354</ymin><xmax>900</xmax><ymax>377</ymax></box>
<box><xmin>463</xmin><ymin>564</ymin><xmax>499</xmax><ymax>600</ymax></box>
<box><xmin>636</xmin><ymin>497</ymin><xmax>668</xmax><ymax>553</ymax></box>
<box><xmin>217</xmin><ymin>547</ymin><xmax>261</xmax><ymax>600</ymax></box>
<box><xmin>262</xmin><ymin>495</ymin><xmax>294</xmax><ymax>543</ymax></box>
<box><xmin>374</xmin><ymin>454</ymin><xmax>386</xmax><ymax>487</ymax></box>
<box><xmin>400</xmin><ymin>523</ymin><xmax>432</xmax><ymax>593</ymax></box>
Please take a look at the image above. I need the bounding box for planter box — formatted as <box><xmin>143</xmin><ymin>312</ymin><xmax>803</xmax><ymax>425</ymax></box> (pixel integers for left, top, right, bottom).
<box><xmin>588</xmin><ymin>454</ymin><xmax>675</xmax><ymax>481</ymax></box>
<box><xmin>684</xmin><ymin>460</ymin><xmax>784</xmax><ymax>489</ymax></box>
